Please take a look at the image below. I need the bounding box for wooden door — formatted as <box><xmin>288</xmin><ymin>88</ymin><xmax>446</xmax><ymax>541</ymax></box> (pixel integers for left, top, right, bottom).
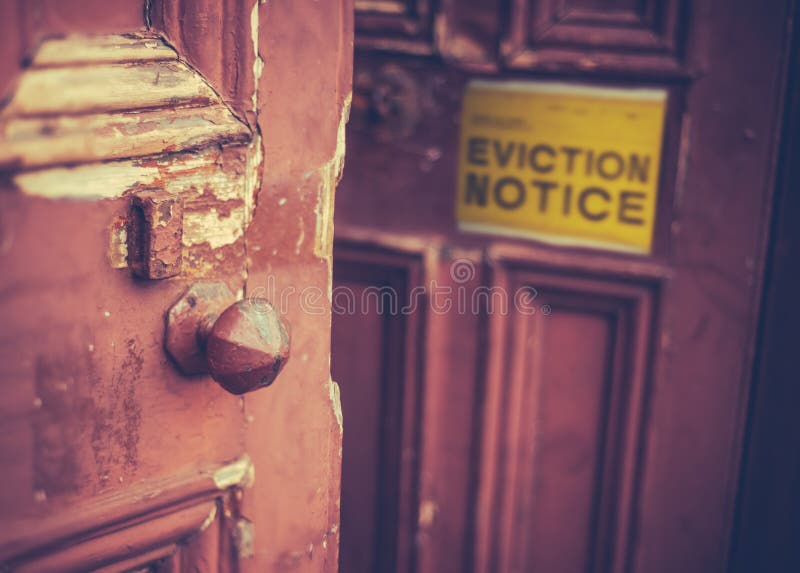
<box><xmin>0</xmin><ymin>1</ymin><xmax>352</xmax><ymax>572</ymax></box>
<box><xmin>331</xmin><ymin>1</ymin><xmax>795</xmax><ymax>573</ymax></box>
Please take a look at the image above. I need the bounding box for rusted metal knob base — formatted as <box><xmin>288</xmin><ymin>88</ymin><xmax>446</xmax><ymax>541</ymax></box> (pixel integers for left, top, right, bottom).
<box><xmin>165</xmin><ymin>282</ymin><xmax>290</xmax><ymax>394</ymax></box>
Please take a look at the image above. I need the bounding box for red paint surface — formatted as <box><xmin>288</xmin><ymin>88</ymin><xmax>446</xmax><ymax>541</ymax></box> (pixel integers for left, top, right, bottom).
<box><xmin>0</xmin><ymin>1</ymin><xmax>353</xmax><ymax>571</ymax></box>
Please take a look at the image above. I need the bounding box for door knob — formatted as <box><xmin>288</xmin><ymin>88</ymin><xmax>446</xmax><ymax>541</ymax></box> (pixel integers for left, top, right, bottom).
<box><xmin>165</xmin><ymin>282</ymin><xmax>290</xmax><ymax>395</ymax></box>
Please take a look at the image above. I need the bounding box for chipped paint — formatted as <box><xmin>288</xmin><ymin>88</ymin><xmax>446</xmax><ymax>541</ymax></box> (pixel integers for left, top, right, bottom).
<box><xmin>13</xmin><ymin>162</ymin><xmax>159</xmax><ymax>199</ymax></box>
<box><xmin>199</xmin><ymin>504</ymin><xmax>218</xmax><ymax>532</ymax></box>
<box><xmin>329</xmin><ymin>379</ymin><xmax>343</xmax><ymax>433</ymax></box>
<box><xmin>0</xmin><ymin>105</ymin><xmax>249</xmax><ymax>169</ymax></box>
<box><xmin>213</xmin><ymin>454</ymin><xmax>255</xmax><ymax>489</ymax></box>
<box><xmin>16</xmin><ymin>149</ymin><xmax>252</xmax><ymax>255</ymax></box>
<box><xmin>183</xmin><ymin>206</ymin><xmax>245</xmax><ymax>249</ymax></box>
<box><xmin>250</xmin><ymin>2</ymin><xmax>264</xmax><ymax>113</ymax></box>
<box><xmin>295</xmin><ymin>217</ymin><xmax>306</xmax><ymax>255</ymax></box>
<box><xmin>109</xmin><ymin>217</ymin><xmax>129</xmax><ymax>268</ymax></box>
<box><xmin>313</xmin><ymin>92</ymin><xmax>351</xmax><ymax>262</ymax></box>
<box><xmin>274</xmin><ymin>522</ymin><xmax>340</xmax><ymax>569</ymax></box>
<box><xmin>31</xmin><ymin>33</ymin><xmax>175</xmax><ymax>65</ymax></box>
<box><xmin>418</xmin><ymin>499</ymin><xmax>438</xmax><ymax>527</ymax></box>
<box><xmin>245</xmin><ymin>134</ymin><xmax>263</xmax><ymax>226</ymax></box>
<box><xmin>1</xmin><ymin>33</ymin><xmax>260</xmax><ymax>280</ymax></box>
<box><xmin>5</xmin><ymin>61</ymin><xmax>218</xmax><ymax>117</ymax></box>
<box><xmin>233</xmin><ymin>517</ymin><xmax>255</xmax><ymax>559</ymax></box>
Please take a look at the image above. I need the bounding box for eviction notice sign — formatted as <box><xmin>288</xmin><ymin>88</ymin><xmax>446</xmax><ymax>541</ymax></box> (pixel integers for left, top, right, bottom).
<box><xmin>456</xmin><ymin>81</ymin><xmax>667</xmax><ymax>253</ymax></box>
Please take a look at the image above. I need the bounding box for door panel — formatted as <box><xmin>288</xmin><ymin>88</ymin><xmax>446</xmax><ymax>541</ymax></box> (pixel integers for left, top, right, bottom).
<box><xmin>332</xmin><ymin>243</ymin><xmax>425</xmax><ymax>573</ymax></box>
<box><xmin>0</xmin><ymin>37</ymin><xmax>251</xmax><ymax>565</ymax></box>
<box><xmin>504</xmin><ymin>0</ymin><xmax>687</xmax><ymax>76</ymax></box>
<box><xmin>10</xmin><ymin>495</ymin><xmax>224</xmax><ymax>572</ymax></box>
<box><xmin>474</xmin><ymin>254</ymin><xmax>659</xmax><ymax>573</ymax></box>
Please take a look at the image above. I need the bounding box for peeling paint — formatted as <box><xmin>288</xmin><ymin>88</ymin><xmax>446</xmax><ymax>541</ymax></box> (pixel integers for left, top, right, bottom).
<box><xmin>108</xmin><ymin>216</ymin><xmax>129</xmax><ymax>268</ymax></box>
<box><xmin>245</xmin><ymin>134</ymin><xmax>263</xmax><ymax>226</ymax></box>
<box><xmin>4</xmin><ymin>62</ymin><xmax>217</xmax><ymax>118</ymax></box>
<box><xmin>233</xmin><ymin>517</ymin><xmax>255</xmax><ymax>559</ymax></box>
<box><xmin>250</xmin><ymin>2</ymin><xmax>264</xmax><ymax>113</ymax></box>
<box><xmin>183</xmin><ymin>206</ymin><xmax>245</xmax><ymax>249</ymax></box>
<box><xmin>0</xmin><ymin>105</ymin><xmax>248</xmax><ymax>170</ymax></box>
<box><xmin>314</xmin><ymin>92</ymin><xmax>351</xmax><ymax>263</ymax></box>
<box><xmin>16</xmin><ymin>150</ymin><xmax>252</xmax><ymax>253</ymax></box>
<box><xmin>31</xmin><ymin>34</ymin><xmax>175</xmax><ymax>66</ymax></box>
<box><xmin>2</xmin><ymin>32</ymin><xmax>260</xmax><ymax>289</ymax></box>
<box><xmin>295</xmin><ymin>217</ymin><xmax>306</xmax><ymax>255</ymax></box>
<box><xmin>273</xmin><ymin>522</ymin><xmax>340</xmax><ymax>570</ymax></box>
<box><xmin>213</xmin><ymin>454</ymin><xmax>255</xmax><ymax>489</ymax></box>
<box><xmin>13</xmin><ymin>162</ymin><xmax>159</xmax><ymax>199</ymax></box>
<box><xmin>199</xmin><ymin>504</ymin><xmax>218</xmax><ymax>532</ymax></box>
<box><xmin>329</xmin><ymin>379</ymin><xmax>343</xmax><ymax>434</ymax></box>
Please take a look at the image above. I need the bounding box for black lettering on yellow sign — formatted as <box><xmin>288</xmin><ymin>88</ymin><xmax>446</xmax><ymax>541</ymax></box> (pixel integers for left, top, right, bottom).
<box><xmin>467</xmin><ymin>137</ymin><xmax>651</xmax><ymax>183</ymax></box>
<box><xmin>457</xmin><ymin>83</ymin><xmax>667</xmax><ymax>253</ymax></box>
<box><xmin>465</xmin><ymin>137</ymin><xmax>652</xmax><ymax>226</ymax></box>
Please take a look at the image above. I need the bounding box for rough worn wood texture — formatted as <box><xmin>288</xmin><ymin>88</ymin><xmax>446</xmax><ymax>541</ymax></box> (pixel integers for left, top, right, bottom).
<box><xmin>0</xmin><ymin>0</ymin><xmax>353</xmax><ymax>571</ymax></box>
<box><xmin>1</xmin><ymin>106</ymin><xmax>249</xmax><ymax>169</ymax></box>
<box><xmin>0</xmin><ymin>34</ymin><xmax>250</xmax><ymax>170</ymax></box>
<box><xmin>31</xmin><ymin>34</ymin><xmax>175</xmax><ymax>64</ymax></box>
<box><xmin>0</xmin><ymin>33</ymin><xmax>257</xmax><ymax>283</ymax></box>
<box><xmin>0</xmin><ymin>186</ymin><xmax>253</xmax><ymax>569</ymax></box>
<box><xmin>0</xmin><ymin>0</ymin><xmax>148</xmax><ymax>102</ymax></box>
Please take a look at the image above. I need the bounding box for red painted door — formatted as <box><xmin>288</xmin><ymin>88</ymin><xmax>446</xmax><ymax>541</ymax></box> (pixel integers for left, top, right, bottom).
<box><xmin>332</xmin><ymin>1</ymin><xmax>795</xmax><ymax>572</ymax></box>
<box><xmin>0</xmin><ymin>1</ymin><xmax>352</xmax><ymax>572</ymax></box>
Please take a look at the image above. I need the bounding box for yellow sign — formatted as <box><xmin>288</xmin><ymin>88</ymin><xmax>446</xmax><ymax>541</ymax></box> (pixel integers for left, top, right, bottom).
<box><xmin>456</xmin><ymin>81</ymin><xmax>667</xmax><ymax>253</ymax></box>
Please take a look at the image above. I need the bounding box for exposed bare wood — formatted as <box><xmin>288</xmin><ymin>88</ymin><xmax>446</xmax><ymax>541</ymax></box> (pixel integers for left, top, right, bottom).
<box><xmin>0</xmin><ymin>33</ymin><xmax>255</xmax><ymax>274</ymax></box>
<box><xmin>0</xmin><ymin>105</ymin><xmax>249</xmax><ymax>169</ymax></box>
<box><xmin>4</xmin><ymin>61</ymin><xmax>218</xmax><ymax>117</ymax></box>
<box><xmin>0</xmin><ymin>34</ymin><xmax>250</xmax><ymax>175</ymax></box>
<box><xmin>212</xmin><ymin>454</ymin><xmax>254</xmax><ymax>490</ymax></box>
<box><xmin>32</xmin><ymin>34</ymin><xmax>178</xmax><ymax>66</ymax></box>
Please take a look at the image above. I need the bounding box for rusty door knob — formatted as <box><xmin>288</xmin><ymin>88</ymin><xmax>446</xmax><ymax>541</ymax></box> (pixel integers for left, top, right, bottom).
<box><xmin>165</xmin><ymin>282</ymin><xmax>290</xmax><ymax>395</ymax></box>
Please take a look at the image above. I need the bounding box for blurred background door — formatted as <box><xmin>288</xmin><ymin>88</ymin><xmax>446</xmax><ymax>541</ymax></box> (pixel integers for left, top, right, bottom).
<box><xmin>331</xmin><ymin>1</ymin><xmax>796</xmax><ymax>573</ymax></box>
<box><xmin>0</xmin><ymin>1</ymin><xmax>351</xmax><ymax>572</ymax></box>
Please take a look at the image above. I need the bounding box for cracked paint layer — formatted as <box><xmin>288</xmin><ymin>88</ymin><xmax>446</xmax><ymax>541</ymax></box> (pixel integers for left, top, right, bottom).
<box><xmin>199</xmin><ymin>504</ymin><xmax>219</xmax><ymax>532</ymax></box>
<box><xmin>314</xmin><ymin>91</ymin><xmax>351</xmax><ymax>263</ymax></box>
<box><xmin>250</xmin><ymin>2</ymin><xmax>264</xmax><ymax>113</ymax></box>
<box><xmin>213</xmin><ymin>454</ymin><xmax>255</xmax><ymax>490</ymax></box>
<box><xmin>2</xmin><ymin>34</ymin><xmax>257</xmax><ymax>259</ymax></box>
